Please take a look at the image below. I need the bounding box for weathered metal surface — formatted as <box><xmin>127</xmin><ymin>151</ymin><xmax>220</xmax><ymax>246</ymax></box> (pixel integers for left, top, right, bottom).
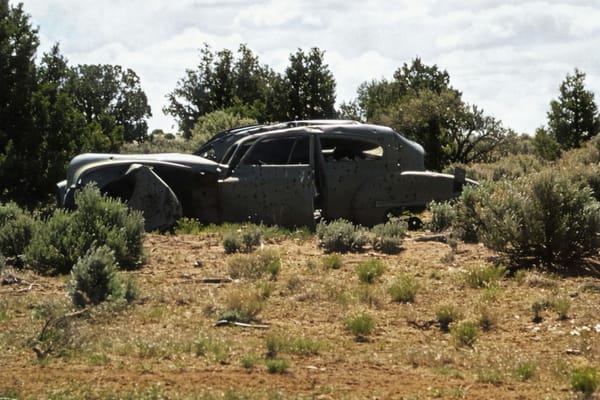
<box><xmin>58</xmin><ymin>121</ymin><xmax>476</xmax><ymax>229</ymax></box>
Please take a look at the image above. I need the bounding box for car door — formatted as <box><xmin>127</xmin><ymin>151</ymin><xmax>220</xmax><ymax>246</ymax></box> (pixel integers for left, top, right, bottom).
<box><xmin>317</xmin><ymin>134</ymin><xmax>388</xmax><ymax>224</ymax></box>
<box><xmin>219</xmin><ymin>134</ymin><xmax>316</xmax><ymax>228</ymax></box>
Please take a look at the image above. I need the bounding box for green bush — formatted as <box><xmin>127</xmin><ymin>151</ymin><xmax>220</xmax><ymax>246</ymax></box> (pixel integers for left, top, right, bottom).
<box><xmin>514</xmin><ymin>360</ymin><xmax>536</xmax><ymax>381</ymax></box>
<box><xmin>26</xmin><ymin>185</ymin><xmax>145</xmax><ymax>275</ymax></box>
<box><xmin>174</xmin><ymin>217</ymin><xmax>204</xmax><ymax>234</ymax></box>
<box><xmin>345</xmin><ymin>312</ymin><xmax>375</xmax><ymax>341</ymax></box>
<box><xmin>450</xmin><ymin>320</ymin><xmax>479</xmax><ymax>347</ymax></box>
<box><xmin>0</xmin><ymin>202</ymin><xmax>38</xmax><ymax>262</ymax></box>
<box><xmin>463</xmin><ymin>264</ymin><xmax>506</xmax><ymax>288</ymax></box>
<box><xmin>227</xmin><ymin>249</ymin><xmax>281</xmax><ymax>280</ymax></box>
<box><xmin>356</xmin><ymin>259</ymin><xmax>385</xmax><ymax>284</ymax></box>
<box><xmin>218</xmin><ymin>287</ymin><xmax>264</xmax><ymax>323</ymax></box>
<box><xmin>435</xmin><ymin>304</ymin><xmax>462</xmax><ymax>332</ymax></box>
<box><xmin>453</xmin><ymin>184</ymin><xmax>484</xmax><ymax>243</ymax></box>
<box><xmin>191</xmin><ymin>110</ymin><xmax>257</xmax><ymax>150</ymax></box>
<box><xmin>428</xmin><ymin>200</ymin><xmax>456</xmax><ymax>232</ymax></box>
<box><xmin>570</xmin><ymin>367</ymin><xmax>598</xmax><ymax>395</ymax></box>
<box><xmin>317</xmin><ymin>219</ymin><xmax>366</xmax><ymax>253</ymax></box>
<box><xmin>222</xmin><ymin>233</ymin><xmax>242</xmax><ymax>254</ymax></box>
<box><xmin>67</xmin><ymin>246</ymin><xmax>131</xmax><ymax>307</ymax></box>
<box><xmin>370</xmin><ymin>217</ymin><xmax>407</xmax><ymax>253</ymax></box>
<box><xmin>264</xmin><ymin>358</ymin><xmax>291</xmax><ymax>374</ymax></box>
<box><xmin>321</xmin><ymin>253</ymin><xmax>343</xmax><ymax>269</ymax></box>
<box><xmin>454</xmin><ymin>170</ymin><xmax>600</xmax><ymax>267</ymax></box>
<box><xmin>388</xmin><ymin>273</ymin><xmax>419</xmax><ymax>303</ymax></box>
<box><xmin>222</xmin><ymin>225</ymin><xmax>262</xmax><ymax>253</ymax></box>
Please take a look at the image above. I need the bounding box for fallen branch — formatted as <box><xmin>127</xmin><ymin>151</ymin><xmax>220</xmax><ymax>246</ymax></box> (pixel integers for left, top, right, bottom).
<box><xmin>180</xmin><ymin>274</ymin><xmax>233</xmax><ymax>284</ymax></box>
<box><xmin>412</xmin><ymin>234</ymin><xmax>449</xmax><ymax>243</ymax></box>
<box><xmin>214</xmin><ymin>320</ymin><xmax>269</xmax><ymax>329</ymax></box>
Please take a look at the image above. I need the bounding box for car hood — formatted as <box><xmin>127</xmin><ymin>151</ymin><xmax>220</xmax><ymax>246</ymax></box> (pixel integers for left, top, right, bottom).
<box><xmin>65</xmin><ymin>153</ymin><xmax>223</xmax><ymax>187</ymax></box>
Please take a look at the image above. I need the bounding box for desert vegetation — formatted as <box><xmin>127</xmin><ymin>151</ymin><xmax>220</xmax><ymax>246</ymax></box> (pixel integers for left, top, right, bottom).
<box><xmin>2</xmin><ymin>1</ymin><xmax>600</xmax><ymax>398</ymax></box>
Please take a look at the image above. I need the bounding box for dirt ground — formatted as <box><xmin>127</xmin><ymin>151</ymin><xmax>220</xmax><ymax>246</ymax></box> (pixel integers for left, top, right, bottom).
<box><xmin>1</xmin><ymin>231</ymin><xmax>600</xmax><ymax>399</ymax></box>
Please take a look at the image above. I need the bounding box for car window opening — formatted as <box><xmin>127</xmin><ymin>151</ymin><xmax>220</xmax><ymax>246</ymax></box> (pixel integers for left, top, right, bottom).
<box><xmin>320</xmin><ymin>137</ymin><xmax>383</xmax><ymax>162</ymax></box>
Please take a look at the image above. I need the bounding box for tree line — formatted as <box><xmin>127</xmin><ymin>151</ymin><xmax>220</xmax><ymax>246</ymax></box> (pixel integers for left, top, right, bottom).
<box><xmin>1</xmin><ymin>0</ymin><xmax>599</xmax><ymax>206</ymax></box>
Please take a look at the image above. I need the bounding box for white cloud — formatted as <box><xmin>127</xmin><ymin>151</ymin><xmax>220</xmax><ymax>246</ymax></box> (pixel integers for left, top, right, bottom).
<box><xmin>11</xmin><ymin>0</ymin><xmax>600</xmax><ymax>135</ymax></box>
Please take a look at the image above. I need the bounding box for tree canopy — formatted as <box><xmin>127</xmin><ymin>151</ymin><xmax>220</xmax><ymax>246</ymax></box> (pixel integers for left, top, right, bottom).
<box><xmin>0</xmin><ymin>0</ymin><xmax>151</xmax><ymax>205</ymax></box>
<box><xmin>164</xmin><ymin>44</ymin><xmax>337</xmax><ymax>137</ymax></box>
<box><xmin>357</xmin><ymin>58</ymin><xmax>507</xmax><ymax>170</ymax></box>
<box><xmin>547</xmin><ymin>69</ymin><xmax>600</xmax><ymax>150</ymax></box>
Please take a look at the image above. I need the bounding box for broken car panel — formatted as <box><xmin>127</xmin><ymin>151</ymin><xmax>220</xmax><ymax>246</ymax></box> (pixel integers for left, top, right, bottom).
<box><xmin>57</xmin><ymin>121</ymin><xmax>476</xmax><ymax>231</ymax></box>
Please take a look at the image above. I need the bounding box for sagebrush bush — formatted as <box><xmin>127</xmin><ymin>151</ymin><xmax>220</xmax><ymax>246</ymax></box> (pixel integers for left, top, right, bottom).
<box><xmin>222</xmin><ymin>233</ymin><xmax>243</xmax><ymax>254</ymax></box>
<box><xmin>222</xmin><ymin>225</ymin><xmax>263</xmax><ymax>253</ymax></box>
<box><xmin>26</xmin><ymin>185</ymin><xmax>145</xmax><ymax>275</ymax></box>
<box><xmin>218</xmin><ymin>287</ymin><xmax>264</xmax><ymax>322</ymax></box>
<box><xmin>317</xmin><ymin>219</ymin><xmax>366</xmax><ymax>253</ymax></box>
<box><xmin>453</xmin><ymin>184</ymin><xmax>484</xmax><ymax>243</ymax></box>
<box><xmin>467</xmin><ymin>154</ymin><xmax>545</xmax><ymax>182</ymax></box>
<box><xmin>227</xmin><ymin>249</ymin><xmax>281</xmax><ymax>280</ymax></box>
<box><xmin>0</xmin><ymin>202</ymin><xmax>38</xmax><ymax>262</ymax></box>
<box><xmin>67</xmin><ymin>246</ymin><xmax>130</xmax><ymax>307</ymax></box>
<box><xmin>370</xmin><ymin>217</ymin><xmax>407</xmax><ymax>253</ymax></box>
<box><xmin>428</xmin><ymin>200</ymin><xmax>456</xmax><ymax>232</ymax></box>
<box><xmin>454</xmin><ymin>170</ymin><xmax>600</xmax><ymax>267</ymax></box>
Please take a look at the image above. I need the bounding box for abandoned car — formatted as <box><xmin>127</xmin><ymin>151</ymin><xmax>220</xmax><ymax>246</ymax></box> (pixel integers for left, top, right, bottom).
<box><xmin>57</xmin><ymin>121</ymin><xmax>476</xmax><ymax>230</ymax></box>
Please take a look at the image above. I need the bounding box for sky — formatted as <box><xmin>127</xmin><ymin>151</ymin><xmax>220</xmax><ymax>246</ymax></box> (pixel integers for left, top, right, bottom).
<box><xmin>12</xmin><ymin>0</ymin><xmax>600</xmax><ymax>135</ymax></box>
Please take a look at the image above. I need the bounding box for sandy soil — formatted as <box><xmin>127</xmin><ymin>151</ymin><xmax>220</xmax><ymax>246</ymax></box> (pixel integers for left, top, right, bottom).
<box><xmin>1</xmin><ymin>232</ymin><xmax>599</xmax><ymax>399</ymax></box>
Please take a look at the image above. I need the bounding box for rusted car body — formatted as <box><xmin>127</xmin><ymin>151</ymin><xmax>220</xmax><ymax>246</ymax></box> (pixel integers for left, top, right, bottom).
<box><xmin>57</xmin><ymin>121</ymin><xmax>475</xmax><ymax>230</ymax></box>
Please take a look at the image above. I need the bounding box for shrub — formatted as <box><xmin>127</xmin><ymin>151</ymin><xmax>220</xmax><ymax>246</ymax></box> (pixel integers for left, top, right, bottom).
<box><xmin>227</xmin><ymin>249</ymin><xmax>281</xmax><ymax>280</ymax></box>
<box><xmin>174</xmin><ymin>217</ymin><xmax>204</xmax><ymax>234</ymax></box>
<box><xmin>222</xmin><ymin>225</ymin><xmax>263</xmax><ymax>253</ymax></box>
<box><xmin>321</xmin><ymin>253</ymin><xmax>343</xmax><ymax>269</ymax></box>
<box><xmin>453</xmin><ymin>184</ymin><xmax>484</xmax><ymax>243</ymax></box>
<box><xmin>370</xmin><ymin>217</ymin><xmax>407</xmax><ymax>253</ymax></box>
<box><xmin>356</xmin><ymin>259</ymin><xmax>385</xmax><ymax>284</ymax></box>
<box><xmin>26</xmin><ymin>185</ymin><xmax>145</xmax><ymax>275</ymax></box>
<box><xmin>317</xmin><ymin>219</ymin><xmax>366</xmax><ymax>253</ymax></box>
<box><xmin>570</xmin><ymin>367</ymin><xmax>598</xmax><ymax>395</ymax></box>
<box><xmin>463</xmin><ymin>264</ymin><xmax>506</xmax><ymax>288</ymax></box>
<box><xmin>388</xmin><ymin>273</ymin><xmax>419</xmax><ymax>303</ymax></box>
<box><xmin>428</xmin><ymin>200</ymin><xmax>457</xmax><ymax>232</ymax></box>
<box><xmin>67</xmin><ymin>246</ymin><xmax>129</xmax><ymax>307</ymax></box>
<box><xmin>551</xmin><ymin>296</ymin><xmax>571</xmax><ymax>320</ymax></box>
<box><xmin>451</xmin><ymin>320</ymin><xmax>479</xmax><ymax>347</ymax></box>
<box><xmin>515</xmin><ymin>360</ymin><xmax>537</xmax><ymax>381</ymax></box>
<box><xmin>436</xmin><ymin>304</ymin><xmax>462</xmax><ymax>332</ymax></box>
<box><xmin>264</xmin><ymin>358</ymin><xmax>291</xmax><ymax>374</ymax></box>
<box><xmin>0</xmin><ymin>202</ymin><xmax>38</xmax><ymax>262</ymax></box>
<box><xmin>218</xmin><ymin>287</ymin><xmax>264</xmax><ymax>323</ymax></box>
<box><xmin>222</xmin><ymin>233</ymin><xmax>242</xmax><ymax>254</ymax></box>
<box><xmin>191</xmin><ymin>110</ymin><xmax>257</xmax><ymax>149</ymax></box>
<box><xmin>240</xmin><ymin>225</ymin><xmax>262</xmax><ymax>252</ymax></box>
<box><xmin>455</xmin><ymin>170</ymin><xmax>600</xmax><ymax>267</ymax></box>
<box><xmin>345</xmin><ymin>312</ymin><xmax>375</xmax><ymax>341</ymax></box>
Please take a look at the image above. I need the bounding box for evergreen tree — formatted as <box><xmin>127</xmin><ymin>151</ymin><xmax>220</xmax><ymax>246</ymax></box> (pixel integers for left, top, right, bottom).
<box><xmin>547</xmin><ymin>69</ymin><xmax>600</xmax><ymax>149</ymax></box>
